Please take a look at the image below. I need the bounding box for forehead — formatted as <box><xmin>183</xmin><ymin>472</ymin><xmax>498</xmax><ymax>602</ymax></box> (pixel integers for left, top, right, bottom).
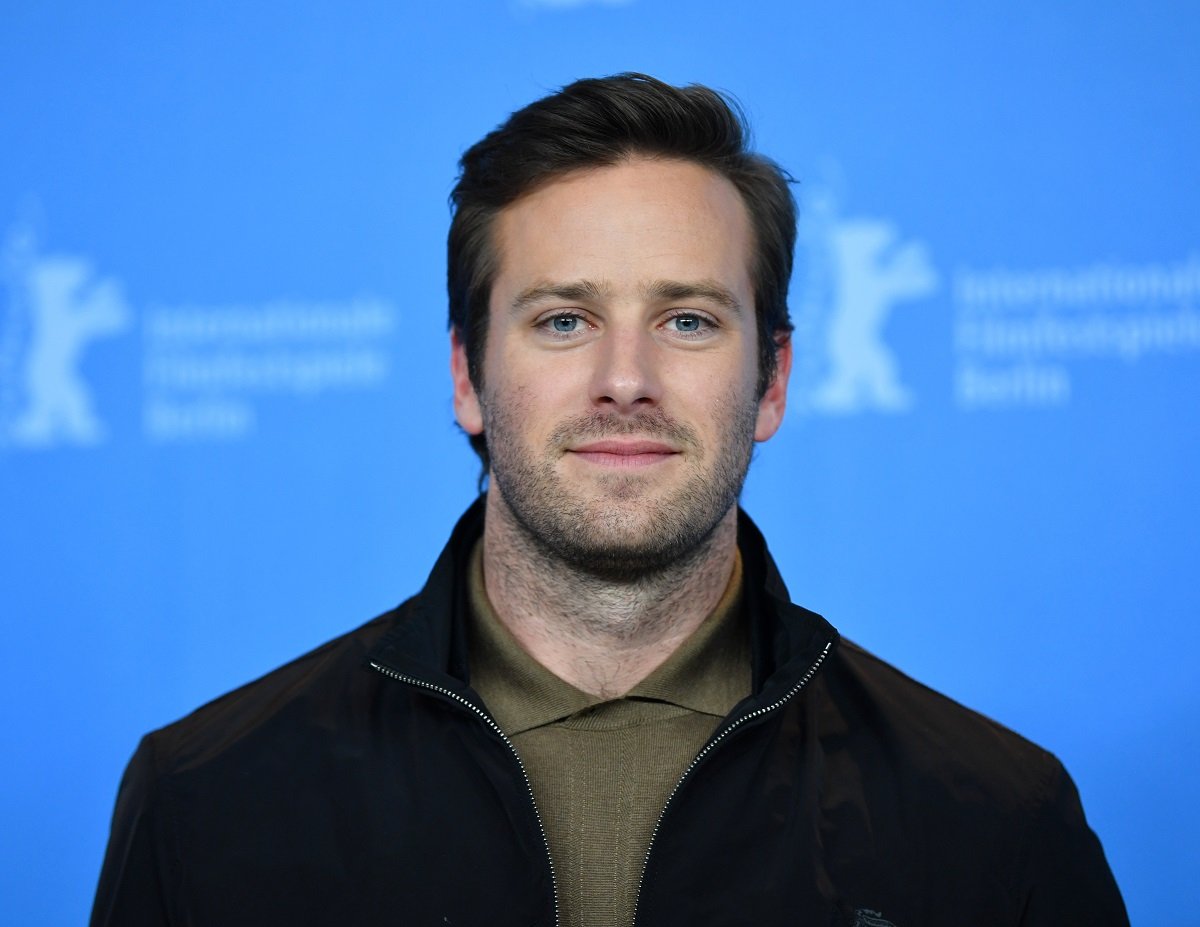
<box><xmin>489</xmin><ymin>157</ymin><xmax>755</xmax><ymax>304</ymax></box>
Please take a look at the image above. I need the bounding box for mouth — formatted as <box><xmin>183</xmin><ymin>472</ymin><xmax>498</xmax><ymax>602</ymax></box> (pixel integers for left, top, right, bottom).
<box><xmin>567</xmin><ymin>439</ymin><xmax>681</xmax><ymax>468</ymax></box>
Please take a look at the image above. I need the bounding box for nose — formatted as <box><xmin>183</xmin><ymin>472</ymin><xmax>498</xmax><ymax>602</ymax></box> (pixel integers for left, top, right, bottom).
<box><xmin>589</xmin><ymin>324</ymin><xmax>662</xmax><ymax>413</ymax></box>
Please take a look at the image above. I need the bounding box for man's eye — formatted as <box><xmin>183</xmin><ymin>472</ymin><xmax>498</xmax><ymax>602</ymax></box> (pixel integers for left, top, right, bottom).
<box><xmin>668</xmin><ymin>315</ymin><xmax>705</xmax><ymax>333</ymax></box>
<box><xmin>550</xmin><ymin>315</ymin><xmax>579</xmax><ymax>333</ymax></box>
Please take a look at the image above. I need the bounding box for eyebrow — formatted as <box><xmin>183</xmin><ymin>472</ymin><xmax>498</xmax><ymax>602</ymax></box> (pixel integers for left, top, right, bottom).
<box><xmin>641</xmin><ymin>279</ymin><xmax>743</xmax><ymax>315</ymax></box>
<box><xmin>510</xmin><ymin>279</ymin><xmax>743</xmax><ymax>315</ymax></box>
<box><xmin>510</xmin><ymin>280</ymin><xmax>612</xmax><ymax>315</ymax></box>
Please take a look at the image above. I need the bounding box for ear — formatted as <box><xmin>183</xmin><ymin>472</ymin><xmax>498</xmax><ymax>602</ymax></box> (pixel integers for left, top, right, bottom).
<box><xmin>450</xmin><ymin>328</ymin><xmax>484</xmax><ymax>435</ymax></box>
<box><xmin>754</xmin><ymin>336</ymin><xmax>792</xmax><ymax>442</ymax></box>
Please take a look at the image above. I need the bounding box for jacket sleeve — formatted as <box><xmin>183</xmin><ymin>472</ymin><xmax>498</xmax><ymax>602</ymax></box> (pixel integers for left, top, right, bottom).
<box><xmin>1017</xmin><ymin>759</ymin><xmax>1129</xmax><ymax>926</ymax></box>
<box><xmin>90</xmin><ymin>735</ymin><xmax>175</xmax><ymax>927</ymax></box>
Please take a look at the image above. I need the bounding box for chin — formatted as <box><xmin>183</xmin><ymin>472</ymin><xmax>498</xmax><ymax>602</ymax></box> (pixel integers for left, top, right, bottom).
<box><xmin>536</xmin><ymin>503</ymin><xmax>728</xmax><ymax>580</ymax></box>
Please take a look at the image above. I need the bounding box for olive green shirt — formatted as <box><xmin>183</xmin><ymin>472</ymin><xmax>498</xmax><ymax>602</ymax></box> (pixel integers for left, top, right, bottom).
<box><xmin>467</xmin><ymin>545</ymin><xmax>749</xmax><ymax>927</ymax></box>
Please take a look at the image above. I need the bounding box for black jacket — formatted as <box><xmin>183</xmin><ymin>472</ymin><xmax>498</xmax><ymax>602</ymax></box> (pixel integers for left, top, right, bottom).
<box><xmin>92</xmin><ymin>501</ymin><xmax>1128</xmax><ymax>926</ymax></box>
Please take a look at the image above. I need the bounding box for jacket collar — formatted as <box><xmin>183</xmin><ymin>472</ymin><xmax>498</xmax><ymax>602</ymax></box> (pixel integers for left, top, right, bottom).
<box><xmin>366</xmin><ymin>496</ymin><xmax>839</xmax><ymax>703</ymax></box>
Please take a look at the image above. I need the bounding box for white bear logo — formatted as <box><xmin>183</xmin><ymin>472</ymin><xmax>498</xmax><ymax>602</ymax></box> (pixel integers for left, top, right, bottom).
<box><xmin>810</xmin><ymin>219</ymin><xmax>939</xmax><ymax>413</ymax></box>
<box><xmin>791</xmin><ymin>177</ymin><xmax>940</xmax><ymax>416</ymax></box>
<box><xmin>4</xmin><ymin>243</ymin><xmax>130</xmax><ymax>447</ymax></box>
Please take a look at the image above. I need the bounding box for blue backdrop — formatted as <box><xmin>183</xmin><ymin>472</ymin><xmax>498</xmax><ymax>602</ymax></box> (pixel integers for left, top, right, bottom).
<box><xmin>2</xmin><ymin>2</ymin><xmax>1197</xmax><ymax>923</ymax></box>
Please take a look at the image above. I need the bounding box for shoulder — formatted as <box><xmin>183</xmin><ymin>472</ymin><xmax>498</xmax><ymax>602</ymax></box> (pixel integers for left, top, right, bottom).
<box><xmin>93</xmin><ymin>604</ymin><xmax>416</xmax><ymax>924</ymax></box>
<box><xmin>142</xmin><ymin>603</ymin><xmax>410</xmax><ymax>775</ymax></box>
<box><xmin>814</xmin><ymin>641</ymin><xmax>1127</xmax><ymax>919</ymax></box>
<box><xmin>821</xmin><ymin>639</ymin><xmax>1063</xmax><ymax>815</ymax></box>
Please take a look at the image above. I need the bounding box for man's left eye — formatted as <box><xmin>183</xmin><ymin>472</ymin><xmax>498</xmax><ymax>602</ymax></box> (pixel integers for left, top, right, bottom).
<box><xmin>667</xmin><ymin>315</ymin><xmax>705</xmax><ymax>333</ymax></box>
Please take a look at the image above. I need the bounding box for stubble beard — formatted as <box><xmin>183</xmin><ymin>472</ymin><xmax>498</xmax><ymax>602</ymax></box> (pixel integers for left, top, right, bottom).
<box><xmin>482</xmin><ymin>394</ymin><xmax>759</xmax><ymax>582</ymax></box>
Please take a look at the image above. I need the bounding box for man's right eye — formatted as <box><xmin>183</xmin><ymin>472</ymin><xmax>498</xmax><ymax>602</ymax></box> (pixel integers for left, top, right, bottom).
<box><xmin>550</xmin><ymin>315</ymin><xmax>579</xmax><ymax>333</ymax></box>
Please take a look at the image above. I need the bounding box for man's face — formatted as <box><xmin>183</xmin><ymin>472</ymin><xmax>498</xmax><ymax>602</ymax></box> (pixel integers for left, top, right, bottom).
<box><xmin>452</xmin><ymin>157</ymin><xmax>790</xmax><ymax>576</ymax></box>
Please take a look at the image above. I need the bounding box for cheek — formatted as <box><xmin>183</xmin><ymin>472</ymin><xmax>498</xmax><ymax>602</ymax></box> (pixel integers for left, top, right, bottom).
<box><xmin>687</xmin><ymin>358</ymin><xmax>760</xmax><ymax>445</ymax></box>
<box><xmin>491</xmin><ymin>347</ymin><xmax>583</xmax><ymax>417</ymax></box>
<box><xmin>481</xmin><ymin>379</ymin><xmax>536</xmax><ymax>443</ymax></box>
<box><xmin>672</xmin><ymin>353</ymin><xmax>757</xmax><ymax>405</ymax></box>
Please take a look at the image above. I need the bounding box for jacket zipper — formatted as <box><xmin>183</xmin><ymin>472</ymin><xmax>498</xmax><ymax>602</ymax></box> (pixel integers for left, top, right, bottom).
<box><xmin>368</xmin><ymin>661</ymin><xmax>560</xmax><ymax>927</ymax></box>
<box><xmin>631</xmin><ymin>639</ymin><xmax>834</xmax><ymax>926</ymax></box>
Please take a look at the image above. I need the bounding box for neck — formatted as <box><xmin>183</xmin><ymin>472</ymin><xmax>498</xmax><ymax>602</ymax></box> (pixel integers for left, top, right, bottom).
<box><xmin>480</xmin><ymin>490</ymin><xmax>738</xmax><ymax>699</ymax></box>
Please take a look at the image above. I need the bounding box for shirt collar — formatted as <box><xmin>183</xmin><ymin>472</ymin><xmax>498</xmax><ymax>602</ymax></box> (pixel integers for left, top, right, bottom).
<box><xmin>466</xmin><ymin>541</ymin><xmax>748</xmax><ymax>735</ymax></box>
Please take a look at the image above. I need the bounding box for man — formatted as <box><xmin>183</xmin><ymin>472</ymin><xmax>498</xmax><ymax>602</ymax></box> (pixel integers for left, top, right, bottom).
<box><xmin>92</xmin><ymin>74</ymin><xmax>1127</xmax><ymax>926</ymax></box>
